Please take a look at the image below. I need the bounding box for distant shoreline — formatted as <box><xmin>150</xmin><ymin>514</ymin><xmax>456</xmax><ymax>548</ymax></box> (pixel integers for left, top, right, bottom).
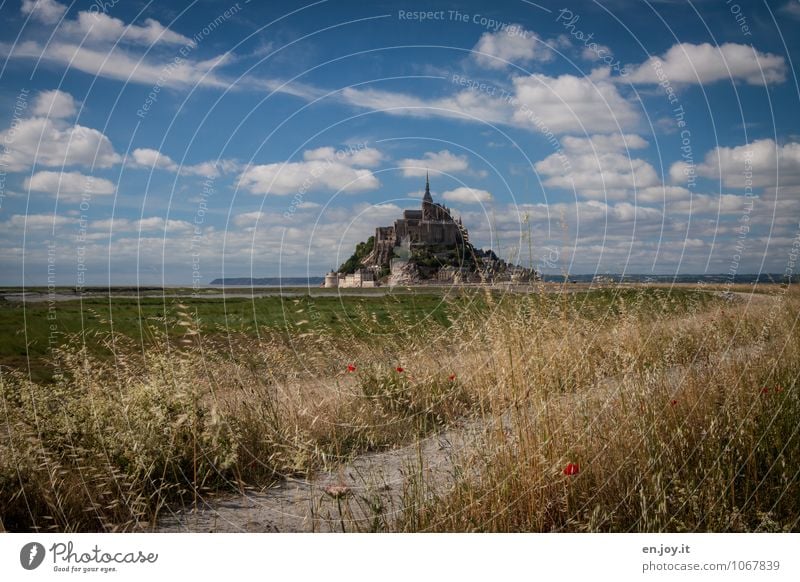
<box><xmin>1</xmin><ymin>273</ymin><xmax>796</xmax><ymax>292</ymax></box>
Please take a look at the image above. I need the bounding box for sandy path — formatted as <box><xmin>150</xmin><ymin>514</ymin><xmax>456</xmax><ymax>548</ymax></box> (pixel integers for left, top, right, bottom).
<box><xmin>155</xmin><ymin>417</ymin><xmax>491</xmax><ymax>532</ymax></box>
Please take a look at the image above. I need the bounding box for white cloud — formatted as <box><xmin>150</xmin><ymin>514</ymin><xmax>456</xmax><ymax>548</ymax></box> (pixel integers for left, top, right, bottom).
<box><xmin>232</xmin><ymin>211</ymin><xmax>266</xmax><ymax>228</ymax></box>
<box><xmin>512</xmin><ymin>73</ymin><xmax>640</xmax><ymax>133</ymax></box>
<box><xmin>24</xmin><ymin>170</ymin><xmax>115</xmax><ymax>201</ymax></box>
<box><xmin>560</xmin><ymin>133</ymin><xmax>648</xmax><ymax>154</ymax></box>
<box><xmin>2</xmin><ymin>40</ymin><xmax>234</xmax><ymax>89</ymax></box>
<box><xmin>297</xmin><ymin>201</ymin><xmax>320</xmax><ymax>209</ymax></box>
<box><xmin>625</xmin><ymin>43</ymin><xmax>786</xmax><ymax>86</ymax></box>
<box><xmin>338</xmin><ymin>71</ymin><xmax>639</xmax><ymax>135</ymax></box>
<box><xmin>637</xmin><ymin>185</ymin><xmax>692</xmax><ymax>204</ymax></box>
<box><xmin>0</xmin><ymin>116</ymin><xmax>120</xmax><ymax>171</ymax></box>
<box><xmin>670</xmin><ymin>139</ymin><xmax>800</xmax><ymax>188</ymax></box>
<box><xmin>668</xmin><ymin>193</ymin><xmax>753</xmax><ymax>215</ymax></box>
<box><xmin>339</xmin><ymin>86</ymin><xmax>510</xmax><ymax>125</ymax></box>
<box><xmin>534</xmin><ymin>134</ymin><xmax>659</xmax><ymax>199</ymax></box>
<box><xmin>21</xmin><ymin>0</ymin><xmax>66</xmax><ymax>24</ymax></box>
<box><xmin>237</xmin><ymin>146</ymin><xmax>382</xmax><ymax>196</ymax></box>
<box><xmin>6</xmin><ymin>213</ymin><xmax>72</xmax><ymax>229</ymax></box>
<box><xmin>181</xmin><ymin>160</ymin><xmax>228</xmax><ymax>178</ymax></box>
<box><xmin>132</xmin><ymin>148</ymin><xmax>178</xmax><ymax>172</ymax></box>
<box><xmin>441</xmin><ymin>187</ymin><xmax>493</xmax><ymax>204</ymax></box>
<box><xmin>398</xmin><ymin>150</ymin><xmax>471</xmax><ymax>177</ymax></box>
<box><xmin>61</xmin><ymin>11</ymin><xmax>194</xmax><ymax>47</ymax></box>
<box><xmin>31</xmin><ymin>89</ymin><xmax>76</xmax><ymax>118</ymax></box>
<box><xmin>472</xmin><ymin>25</ymin><xmax>551</xmax><ymax>69</ymax></box>
<box><xmin>130</xmin><ymin>147</ymin><xmax>238</xmax><ymax>178</ymax></box>
<box><xmin>134</xmin><ymin>217</ymin><xmax>193</xmax><ymax>233</ymax></box>
<box><xmin>302</xmin><ymin>146</ymin><xmax>384</xmax><ymax>167</ymax></box>
<box><xmin>581</xmin><ymin>43</ymin><xmax>612</xmax><ymax>62</ymax></box>
<box><xmin>668</xmin><ymin>161</ymin><xmax>694</xmax><ymax>186</ymax></box>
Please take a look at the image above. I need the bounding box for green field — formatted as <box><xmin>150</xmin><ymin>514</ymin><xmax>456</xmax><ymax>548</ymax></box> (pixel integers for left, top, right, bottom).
<box><xmin>0</xmin><ymin>287</ymin><xmax>720</xmax><ymax>383</ymax></box>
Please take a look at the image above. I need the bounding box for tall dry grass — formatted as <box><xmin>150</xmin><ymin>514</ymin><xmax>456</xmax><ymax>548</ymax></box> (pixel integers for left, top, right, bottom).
<box><xmin>397</xmin><ymin>289</ymin><xmax>800</xmax><ymax>532</ymax></box>
<box><xmin>0</xmin><ymin>288</ymin><xmax>797</xmax><ymax>532</ymax></box>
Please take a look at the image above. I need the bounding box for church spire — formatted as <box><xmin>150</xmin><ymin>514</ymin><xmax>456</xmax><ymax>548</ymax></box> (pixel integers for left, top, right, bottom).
<box><xmin>423</xmin><ymin>171</ymin><xmax>432</xmax><ymax>203</ymax></box>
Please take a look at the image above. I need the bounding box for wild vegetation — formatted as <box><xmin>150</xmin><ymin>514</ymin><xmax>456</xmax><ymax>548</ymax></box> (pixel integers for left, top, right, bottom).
<box><xmin>0</xmin><ymin>286</ymin><xmax>797</xmax><ymax>532</ymax></box>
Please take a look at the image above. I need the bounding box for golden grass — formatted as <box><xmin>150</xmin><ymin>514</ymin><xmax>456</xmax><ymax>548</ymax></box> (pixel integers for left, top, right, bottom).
<box><xmin>0</xmin><ymin>287</ymin><xmax>797</xmax><ymax>532</ymax></box>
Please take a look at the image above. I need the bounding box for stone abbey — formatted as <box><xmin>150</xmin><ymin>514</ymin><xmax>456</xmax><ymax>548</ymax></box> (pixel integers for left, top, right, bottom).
<box><xmin>367</xmin><ymin>172</ymin><xmax>468</xmax><ymax>268</ymax></box>
<box><xmin>326</xmin><ymin>174</ymin><xmax>535</xmax><ymax>287</ymax></box>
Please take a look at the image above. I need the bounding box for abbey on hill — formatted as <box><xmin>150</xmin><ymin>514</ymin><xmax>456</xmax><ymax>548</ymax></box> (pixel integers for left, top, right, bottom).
<box><xmin>326</xmin><ymin>175</ymin><xmax>537</xmax><ymax>287</ymax></box>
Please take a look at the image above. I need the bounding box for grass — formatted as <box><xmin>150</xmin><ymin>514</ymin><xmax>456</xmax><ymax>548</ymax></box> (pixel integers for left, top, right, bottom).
<box><xmin>0</xmin><ymin>285</ymin><xmax>797</xmax><ymax>532</ymax></box>
<box><xmin>0</xmin><ymin>292</ymin><xmax>458</xmax><ymax>383</ymax></box>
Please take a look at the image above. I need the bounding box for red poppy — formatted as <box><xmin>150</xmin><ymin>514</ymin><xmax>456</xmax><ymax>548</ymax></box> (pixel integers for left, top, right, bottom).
<box><xmin>563</xmin><ymin>462</ymin><xmax>580</xmax><ymax>476</ymax></box>
<box><xmin>760</xmin><ymin>387</ymin><xmax>769</xmax><ymax>395</ymax></box>
<box><xmin>670</xmin><ymin>399</ymin><xmax>678</xmax><ymax>407</ymax></box>
<box><xmin>448</xmin><ymin>374</ymin><xmax>456</xmax><ymax>381</ymax></box>
<box><xmin>347</xmin><ymin>364</ymin><xmax>356</xmax><ymax>372</ymax></box>
<box><xmin>396</xmin><ymin>366</ymin><xmax>404</xmax><ymax>373</ymax></box>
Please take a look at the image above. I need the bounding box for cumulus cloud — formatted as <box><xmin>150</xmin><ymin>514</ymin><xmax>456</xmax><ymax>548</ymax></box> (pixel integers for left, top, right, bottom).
<box><xmin>340</xmin><ymin>71</ymin><xmax>641</xmax><ymax>135</ymax></box>
<box><xmin>21</xmin><ymin>0</ymin><xmax>66</xmax><ymax>24</ymax></box>
<box><xmin>534</xmin><ymin>134</ymin><xmax>659</xmax><ymax>199</ymax></box>
<box><xmin>512</xmin><ymin>73</ymin><xmax>640</xmax><ymax>133</ymax></box>
<box><xmin>132</xmin><ymin>148</ymin><xmax>178</xmax><ymax>172</ymax></box>
<box><xmin>24</xmin><ymin>170</ymin><xmax>116</xmax><ymax>201</ymax></box>
<box><xmin>237</xmin><ymin>146</ymin><xmax>382</xmax><ymax>196</ymax></box>
<box><xmin>31</xmin><ymin>89</ymin><xmax>76</xmax><ymax>118</ymax></box>
<box><xmin>625</xmin><ymin>42</ymin><xmax>786</xmax><ymax>86</ymax></box>
<box><xmin>0</xmin><ymin>116</ymin><xmax>120</xmax><ymax>171</ymax></box>
<box><xmin>670</xmin><ymin>139</ymin><xmax>800</xmax><ymax>189</ymax></box>
<box><xmin>472</xmin><ymin>25</ymin><xmax>551</xmax><ymax>69</ymax></box>
<box><xmin>441</xmin><ymin>187</ymin><xmax>493</xmax><ymax>204</ymax></box>
<box><xmin>398</xmin><ymin>150</ymin><xmax>471</xmax><ymax>177</ymax></box>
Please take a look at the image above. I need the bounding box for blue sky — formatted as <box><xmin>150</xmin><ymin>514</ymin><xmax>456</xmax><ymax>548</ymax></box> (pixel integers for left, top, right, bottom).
<box><xmin>1</xmin><ymin>0</ymin><xmax>799</xmax><ymax>285</ymax></box>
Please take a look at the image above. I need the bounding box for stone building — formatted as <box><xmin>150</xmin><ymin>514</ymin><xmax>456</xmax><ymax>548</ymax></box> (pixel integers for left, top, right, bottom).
<box><xmin>324</xmin><ymin>269</ymin><xmax>377</xmax><ymax>288</ymax></box>
<box><xmin>334</xmin><ymin>174</ymin><xmax>536</xmax><ymax>286</ymax></box>
<box><xmin>366</xmin><ymin>174</ymin><xmax>468</xmax><ymax>268</ymax></box>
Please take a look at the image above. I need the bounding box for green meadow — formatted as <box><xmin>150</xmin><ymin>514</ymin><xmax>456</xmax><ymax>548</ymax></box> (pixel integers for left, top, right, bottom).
<box><xmin>1</xmin><ymin>286</ymin><xmax>718</xmax><ymax>383</ymax></box>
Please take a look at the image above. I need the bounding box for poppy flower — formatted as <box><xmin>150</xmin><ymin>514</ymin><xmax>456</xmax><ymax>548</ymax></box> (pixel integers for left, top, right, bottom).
<box><xmin>396</xmin><ymin>366</ymin><xmax>404</xmax><ymax>373</ymax></box>
<box><xmin>563</xmin><ymin>462</ymin><xmax>580</xmax><ymax>476</ymax></box>
<box><xmin>670</xmin><ymin>399</ymin><xmax>678</xmax><ymax>407</ymax></box>
<box><xmin>448</xmin><ymin>374</ymin><xmax>456</xmax><ymax>381</ymax></box>
<box><xmin>760</xmin><ymin>387</ymin><xmax>769</xmax><ymax>395</ymax></box>
<box><xmin>346</xmin><ymin>364</ymin><xmax>356</xmax><ymax>372</ymax></box>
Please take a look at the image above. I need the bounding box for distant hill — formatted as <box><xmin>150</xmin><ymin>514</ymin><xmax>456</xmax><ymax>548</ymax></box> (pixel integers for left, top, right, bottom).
<box><xmin>209</xmin><ymin>277</ymin><xmax>325</xmax><ymax>286</ymax></box>
<box><xmin>537</xmin><ymin>273</ymin><xmax>798</xmax><ymax>283</ymax></box>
